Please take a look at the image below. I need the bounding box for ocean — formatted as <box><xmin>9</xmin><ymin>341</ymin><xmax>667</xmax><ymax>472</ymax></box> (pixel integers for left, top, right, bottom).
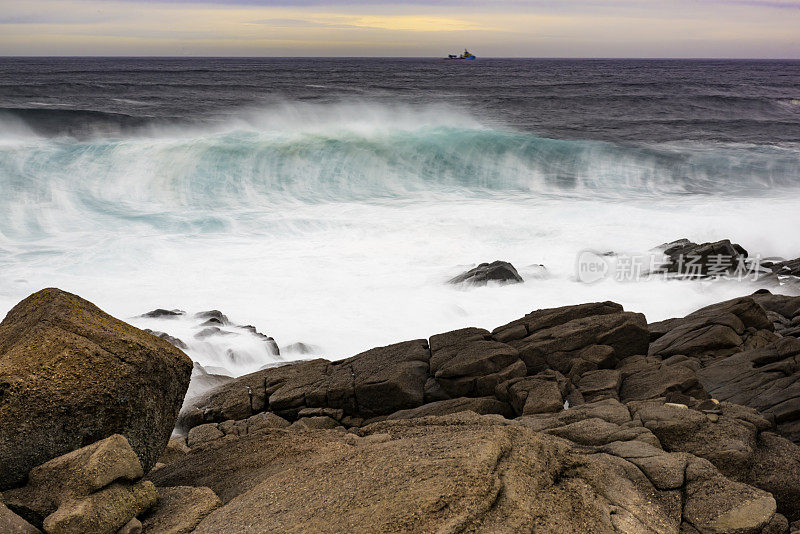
<box><xmin>1</xmin><ymin>57</ymin><xmax>799</xmax><ymax>374</ymax></box>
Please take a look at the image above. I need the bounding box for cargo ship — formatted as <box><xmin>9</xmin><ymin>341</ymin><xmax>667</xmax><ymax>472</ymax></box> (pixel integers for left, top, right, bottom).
<box><xmin>443</xmin><ymin>49</ymin><xmax>476</xmax><ymax>60</ymax></box>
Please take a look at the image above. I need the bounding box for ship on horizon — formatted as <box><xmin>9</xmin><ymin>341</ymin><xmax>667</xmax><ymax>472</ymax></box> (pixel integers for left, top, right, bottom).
<box><xmin>443</xmin><ymin>49</ymin><xmax>476</xmax><ymax>60</ymax></box>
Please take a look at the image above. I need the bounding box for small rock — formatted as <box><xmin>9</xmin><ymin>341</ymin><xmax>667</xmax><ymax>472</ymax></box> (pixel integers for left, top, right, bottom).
<box><xmin>194</xmin><ymin>311</ymin><xmax>229</xmax><ymax>325</ymax></box>
<box><xmin>448</xmin><ymin>261</ymin><xmax>524</xmax><ymax>286</ymax></box>
<box><xmin>140</xmin><ymin>309</ymin><xmax>185</xmax><ymax>319</ymax></box>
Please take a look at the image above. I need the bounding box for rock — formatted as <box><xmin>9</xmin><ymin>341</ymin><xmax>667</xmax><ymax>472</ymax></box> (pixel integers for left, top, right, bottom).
<box><xmin>290</xmin><ymin>416</ymin><xmax>340</xmax><ymax>430</ymax></box>
<box><xmin>618</xmin><ymin>356</ymin><xmax>706</xmax><ymax>402</ymax></box>
<box><xmin>428</xmin><ymin>328</ymin><xmax>525</xmax><ymax>397</ymax></box>
<box><xmin>448</xmin><ymin>260</ymin><xmax>524</xmax><ymax>286</ymax></box>
<box><xmin>0</xmin><ymin>502</ymin><xmax>40</xmax><ymax>534</ymax></box>
<box><xmin>493</xmin><ymin>302</ymin><xmax>648</xmax><ymax>375</ymax></box>
<box><xmin>140</xmin><ymin>486</ymin><xmax>221</xmax><ymax>534</ymax></box>
<box><xmin>649</xmin><ymin>296</ymin><xmax>776</xmax><ymax>362</ymax></box>
<box><xmin>158</xmin><ymin>438</ymin><xmax>190</xmax><ymax>466</ymax></box>
<box><xmin>764</xmin><ymin>257</ymin><xmax>800</xmax><ymax>279</ymax></box>
<box><xmin>0</xmin><ymin>289</ymin><xmax>193</xmax><ymax>490</ymax></box>
<box><xmin>194</xmin><ymin>310</ymin><xmax>229</xmax><ymax>325</ymax></box>
<box><xmin>385</xmin><ymin>397</ymin><xmax>512</xmax><ymax>420</ymax></box>
<box><xmin>658</xmin><ymin>238</ymin><xmax>747</xmax><ymax>277</ymax></box>
<box><xmin>151</xmin><ymin>413</ymin><xmax>684</xmax><ymax>532</ymax></box>
<box><xmin>143</xmin><ymin>329</ymin><xmax>188</xmax><ymax>349</ymax></box>
<box><xmin>498</xmin><ymin>373</ymin><xmax>566</xmax><ymax>415</ymax></box>
<box><xmin>697</xmin><ymin>337</ymin><xmax>800</xmax><ymax>442</ymax></box>
<box><xmin>41</xmin><ymin>480</ymin><xmax>157</xmax><ymax>534</ymax></box>
<box><xmin>245</xmin><ymin>412</ymin><xmax>291</xmax><ymax>433</ymax></box>
<box><xmin>577</xmin><ymin>369</ymin><xmax>621</xmax><ymax>402</ymax></box>
<box><xmin>3</xmin><ymin>435</ymin><xmax>144</xmax><ymax>525</ymax></box>
<box><xmin>180</xmin><ymin>340</ymin><xmax>430</xmax><ymax>428</ymax></box>
<box><xmin>683</xmin><ymin>457</ymin><xmax>778</xmax><ymax>534</ymax></box>
<box><xmin>140</xmin><ymin>309</ymin><xmax>185</xmax><ymax>319</ymax></box>
<box><xmin>187</xmin><ymin>424</ymin><xmax>224</xmax><ymax>448</ymax></box>
<box><xmin>194</xmin><ymin>327</ymin><xmax>234</xmax><ymax>339</ymax></box>
<box><xmin>280</xmin><ymin>342</ymin><xmax>320</xmax><ymax>355</ymax></box>
<box><xmin>743</xmin><ymin>432</ymin><xmax>800</xmax><ymax>522</ymax></box>
<box><xmin>184</xmin><ymin>362</ymin><xmax>234</xmax><ymax>406</ymax></box>
<box><xmin>116</xmin><ymin>517</ymin><xmax>142</xmax><ymax>534</ymax></box>
<box><xmin>751</xmin><ymin>290</ymin><xmax>800</xmax><ymax>338</ymax></box>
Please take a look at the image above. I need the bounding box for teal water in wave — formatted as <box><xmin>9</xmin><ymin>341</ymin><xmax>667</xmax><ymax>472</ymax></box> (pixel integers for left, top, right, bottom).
<box><xmin>1</xmin><ymin>59</ymin><xmax>799</xmax><ymax>372</ymax></box>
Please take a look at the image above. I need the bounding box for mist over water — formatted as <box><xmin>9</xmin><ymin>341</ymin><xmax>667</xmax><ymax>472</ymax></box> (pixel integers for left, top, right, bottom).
<box><xmin>1</xmin><ymin>58</ymin><xmax>799</xmax><ymax>374</ymax></box>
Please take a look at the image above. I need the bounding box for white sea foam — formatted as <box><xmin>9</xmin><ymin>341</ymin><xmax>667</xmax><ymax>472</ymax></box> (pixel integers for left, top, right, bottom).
<box><xmin>0</xmin><ymin>101</ymin><xmax>798</xmax><ymax>375</ymax></box>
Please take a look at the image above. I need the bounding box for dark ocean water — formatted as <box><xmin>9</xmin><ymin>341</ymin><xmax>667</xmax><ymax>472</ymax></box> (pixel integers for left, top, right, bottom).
<box><xmin>1</xmin><ymin>57</ymin><xmax>799</xmax><ymax>368</ymax></box>
<box><xmin>2</xmin><ymin>57</ymin><xmax>799</xmax><ymax>143</ymax></box>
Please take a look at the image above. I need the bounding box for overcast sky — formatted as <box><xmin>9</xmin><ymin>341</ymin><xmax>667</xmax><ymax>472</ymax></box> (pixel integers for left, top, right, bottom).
<box><xmin>1</xmin><ymin>0</ymin><xmax>799</xmax><ymax>57</ymax></box>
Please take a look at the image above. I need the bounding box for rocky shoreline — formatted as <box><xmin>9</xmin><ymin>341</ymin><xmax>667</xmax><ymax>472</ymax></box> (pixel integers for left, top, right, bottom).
<box><xmin>3</xmin><ymin>287</ymin><xmax>800</xmax><ymax>532</ymax></box>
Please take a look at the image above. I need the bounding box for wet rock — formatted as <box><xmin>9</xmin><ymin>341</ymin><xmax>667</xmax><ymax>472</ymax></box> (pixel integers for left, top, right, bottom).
<box><xmin>658</xmin><ymin>238</ymin><xmax>747</xmax><ymax>277</ymax></box>
<box><xmin>140</xmin><ymin>309</ymin><xmax>185</xmax><ymax>319</ymax></box>
<box><xmin>280</xmin><ymin>342</ymin><xmax>320</xmax><ymax>355</ymax></box>
<box><xmin>0</xmin><ymin>289</ymin><xmax>192</xmax><ymax>490</ymax></box>
<box><xmin>448</xmin><ymin>260</ymin><xmax>524</xmax><ymax>286</ymax></box>
<box><xmin>143</xmin><ymin>329</ymin><xmax>188</xmax><ymax>349</ymax></box>
<box><xmin>194</xmin><ymin>310</ymin><xmax>229</xmax><ymax>325</ymax></box>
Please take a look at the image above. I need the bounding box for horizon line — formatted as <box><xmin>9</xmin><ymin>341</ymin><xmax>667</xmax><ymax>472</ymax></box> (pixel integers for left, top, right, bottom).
<box><xmin>1</xmin><ymin>55</ymin><xmax>799</xmax><ymax>61</ymax></box>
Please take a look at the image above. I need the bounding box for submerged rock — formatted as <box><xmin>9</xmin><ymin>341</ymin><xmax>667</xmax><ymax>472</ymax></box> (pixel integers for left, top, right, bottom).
<box><xmin>448</xmin><ymin>260</ymin><xmax>524</xmax><ymax>286</ymax></box>
<box><xmin>0</xmin><ymin>288</ymin><xmax>193</xmax><ymax>490</ymax></box>
<box><xmin>657</xmin><ymin>238</ymin><xmax>748</xmax><ymax>277</ymax></box>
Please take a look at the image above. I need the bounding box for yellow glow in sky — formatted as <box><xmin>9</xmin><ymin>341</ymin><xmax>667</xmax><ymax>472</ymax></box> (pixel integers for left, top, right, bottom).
<box><xmin>0</xmin><ymin>0</ymin><xmax>798</xmax><ymax>57</ymax></box>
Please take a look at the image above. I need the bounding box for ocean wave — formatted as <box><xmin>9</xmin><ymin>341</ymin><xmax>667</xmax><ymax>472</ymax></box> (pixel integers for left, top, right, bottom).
<box><xmin>0</xmin><ymin>101</ymin><xmax>798</xmax><ymax>239</ymax></box>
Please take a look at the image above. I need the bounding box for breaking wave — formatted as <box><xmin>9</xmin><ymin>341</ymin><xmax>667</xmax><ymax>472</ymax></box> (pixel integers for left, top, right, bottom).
<box><xmin>1</xmin><ymin>101</ymin><xmax>799</xmax><ymax>240</ymax></box>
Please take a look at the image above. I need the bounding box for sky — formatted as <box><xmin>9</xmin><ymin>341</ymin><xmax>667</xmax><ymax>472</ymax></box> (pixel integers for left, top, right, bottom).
<box><xmin>0</xmin><ymin>0</ymin><xmax>799</xmax><ymax>57</ymax></box>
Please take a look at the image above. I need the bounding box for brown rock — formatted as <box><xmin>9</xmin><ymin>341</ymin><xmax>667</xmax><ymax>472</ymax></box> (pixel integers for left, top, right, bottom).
<box><xmin>41</xmin><ymin>480</ymin><xmax>157</xmax><ymax>534</ymax></box>
<box><xmin>0</xmin><ymin>502</ymin><xmax>40</xmax><ymax>534</ymax></box>
<box><xmin>3</xmin><ymin>434</ymin><xmax>144</xmax><ymax>526</ymax></box>
<box><xmin>0</xmin><ymin>289</ymin><xmax>192</xmax><ymax>490</ymax></box>
<box><xmin>140</xmin><ymin>486</ymin><xmax>220</xmax><ymax>534</ymax></box>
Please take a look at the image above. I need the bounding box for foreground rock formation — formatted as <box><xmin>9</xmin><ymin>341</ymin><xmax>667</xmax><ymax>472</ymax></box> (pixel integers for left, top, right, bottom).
<box><xmin>4</xmin><ymin>287</ymin><xmax>800</xmax><ymax>532</ymax></box>
<box><xmin>0</xmin><ymin>288</ymin><xmax>193</xmax><ymax>490</ymax></box>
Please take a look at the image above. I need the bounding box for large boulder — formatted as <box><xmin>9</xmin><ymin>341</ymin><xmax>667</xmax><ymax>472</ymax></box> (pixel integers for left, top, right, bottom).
<box><xmin>0</xmin><ymin>289</ymin><xmax>193</xmax><ymax>490</ymax></box>
<box><xmin>149</xmin><ymin>412</ymin><xmax>789</xmax><ymax>533</ymax></box>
